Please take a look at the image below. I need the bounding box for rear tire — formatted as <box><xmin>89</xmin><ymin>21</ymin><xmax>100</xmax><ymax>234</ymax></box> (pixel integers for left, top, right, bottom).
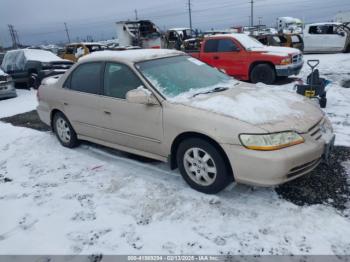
<box><xmin>176</xmin><ymin>138</ymin><xmax>232</xmax><ymax>194</ymax></box>
<box><xmin>53</xmin><ymin>112</ymin><xmax>79</xmax><ymax>148</ymax></box>
<box><xmin>250</xmin><ymin>64</ymin><xmax>276</xmax><ymax>85</ymax></box>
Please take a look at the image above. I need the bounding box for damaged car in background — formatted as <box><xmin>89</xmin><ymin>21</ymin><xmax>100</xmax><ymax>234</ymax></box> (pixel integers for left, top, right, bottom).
<box><xmin>0</xmin><ymin>68</ymin><xmax>16</xmax><ymax>99</ymax></box>
<box><xmin>37</xmin><ymin>49</ymin><xmax>334</xmax><ymax>194</ymax></box>
<box><xmin>1</xmin><ymin>49</ymin><xmax>74</xmax><ymax>89</ymax></box>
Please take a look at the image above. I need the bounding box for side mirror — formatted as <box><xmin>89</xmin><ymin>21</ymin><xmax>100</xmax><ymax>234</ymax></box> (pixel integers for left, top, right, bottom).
<box><xmin>126</xmin><ymin>87</ymin><xmax>158</xmax><ymax>105</ymax></box>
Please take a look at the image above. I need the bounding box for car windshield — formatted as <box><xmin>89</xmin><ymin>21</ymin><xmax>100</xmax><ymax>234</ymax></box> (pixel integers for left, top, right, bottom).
<box><xmin>136</xmin><ymin>55</ymin><xmax>235</xmax><ymax>98</ymax></box>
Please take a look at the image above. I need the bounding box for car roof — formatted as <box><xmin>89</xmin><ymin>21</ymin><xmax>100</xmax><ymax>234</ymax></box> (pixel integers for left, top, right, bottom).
<box><xmin>307</xmin><ymin>22</ymin><xmax>342</xmax><ymax>26</ymax></box>
<box><xmin>78</xmin><ymin>49</ymin><xmax>184</xmax><ymax>64</ymax></box>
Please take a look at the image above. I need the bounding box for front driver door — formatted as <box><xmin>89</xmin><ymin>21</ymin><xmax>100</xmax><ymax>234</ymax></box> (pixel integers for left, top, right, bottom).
<box><xmin>99</xmin><ymin>62</ymin><xmax>164</xmax><ymax>157</ymax></box>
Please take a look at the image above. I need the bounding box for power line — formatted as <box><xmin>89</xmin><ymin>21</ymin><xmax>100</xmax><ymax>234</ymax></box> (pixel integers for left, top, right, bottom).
<box><xmin>64</xmin><ymin>22</ymin><xmax>71</xmax><ymax>43</ymax></box>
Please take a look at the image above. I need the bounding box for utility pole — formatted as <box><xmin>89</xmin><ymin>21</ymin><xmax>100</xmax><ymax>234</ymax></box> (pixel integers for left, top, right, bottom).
<box><xmin>134</xmin><ymin>9</ymin><xmax>138</xmax><ymax>20</ymax></box>
<box><xmin>64</xmin><ymin>22</ymin><xmax>71</xmax><ymax>43</ymax></box>
<box><xmin>250</xmin><ymin>0</ymin><xmax>254</xmax><ymax>27</ymax></box>
<box><xmin>14</xmin><ymin>30</ymin><xmax>21</xmax><ymax>47</ymax></box>
<box><xmin>188</xmin><ymin>0</ymin><xmax>192</xmax><ymax>32</ymax></box>
<box><xmin>8</xmin><ymin>24</ymin><xmax>18</xmax><ymax>48</ymax></box>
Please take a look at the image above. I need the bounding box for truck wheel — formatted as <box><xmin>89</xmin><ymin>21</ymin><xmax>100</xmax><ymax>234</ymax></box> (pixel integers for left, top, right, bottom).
<box><xmin>250</xmin><ymin>64</ymin><xmax>276</xmax><ymax>85</ymax></box>
<box><xmin>176</xmin><ymin>138</ymin><xmax>232</xmax><ymax>194</ymax></box>
<box><xmin>28</xmin><ymin>73</ymin><xmax>40</xmax><ymax>89</ymax></box>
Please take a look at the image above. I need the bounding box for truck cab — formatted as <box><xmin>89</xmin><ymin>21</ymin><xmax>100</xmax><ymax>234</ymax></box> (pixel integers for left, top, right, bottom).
<box><xmin>188</xmin><ymin>33</ymin><xmax>303</xmax><ymax>84</ymax></box>
<box><xmin>303</xmin><ymin>23</ymin><xmax>350</xmax><ymax>53</ymax></box>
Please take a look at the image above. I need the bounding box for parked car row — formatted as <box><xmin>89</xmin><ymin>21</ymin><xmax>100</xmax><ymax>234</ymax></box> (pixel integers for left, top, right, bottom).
<box><xmin>0</xmin><ymin>68</ymin><xmax>16</xmax><ymax>99</ymax></box>
<box><xmin>1</xmin><ymin>49</ymin><xmax>74</xmax><ymax>89</ymax></box>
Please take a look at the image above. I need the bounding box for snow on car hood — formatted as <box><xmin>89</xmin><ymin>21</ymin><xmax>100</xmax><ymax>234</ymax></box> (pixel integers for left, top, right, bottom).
<box><xmin>248</xmin><ymin>46</ymin><xmax>300</xmax><ymax>56</ymax></box>
<box><xmin>172</xmin><ymin>84</ymin><xmax>323</xmax><ymax>133</ymax></box>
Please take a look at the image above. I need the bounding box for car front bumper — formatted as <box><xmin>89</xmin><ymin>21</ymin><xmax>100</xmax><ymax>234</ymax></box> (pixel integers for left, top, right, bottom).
<box><xmin>275</xmin><ymin>62</ymin><xmax>303</xmax><ymax>77</ymax></box>
<box><xmin>0</xmin><ymin>81</ymin><xmax>17</xmax><ymax>99</ymax></box>
<box><xmin>221</xmin><ymin>133</ymin><xmax>332</xmax><ymax>187</ymax></box>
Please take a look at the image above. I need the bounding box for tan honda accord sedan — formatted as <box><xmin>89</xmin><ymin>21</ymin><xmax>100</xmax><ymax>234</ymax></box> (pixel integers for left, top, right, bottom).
<box><xmin>37</xmin><ymin>49</ymin><xmax>335</xmax><ymax>194</ymax></box>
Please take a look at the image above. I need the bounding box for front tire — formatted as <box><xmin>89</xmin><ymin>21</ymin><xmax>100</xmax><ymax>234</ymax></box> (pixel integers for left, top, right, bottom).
<box><xmin>176</xmin><ymin>138</ymin><xmax>232</xmax><ymax>194</ymax></box>
<box><xmin>53</xmin><ymin>112</ymin><xmax>79</xmax><ymax>148</ymax></box>
<box><xmin>28</xmin><ymin>73</ymin><xmax>40</xmax><ymax>89</ymax></box>
<box><xmin>250</xmin><ymin>64</ymin><xmax>276</xmax><ymax>84</ymax></box>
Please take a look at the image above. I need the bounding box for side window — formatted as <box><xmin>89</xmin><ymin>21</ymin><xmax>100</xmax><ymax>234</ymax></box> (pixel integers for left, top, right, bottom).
<box><xmin>217</xmin><ymin>39</ymin><xmax>239</xmax><ymax>52</ymax></box>
<box><xmin>70</xmin><ymin>62</ymin><xmax>102</xmax><ymax>94</ymax></box>
<box><xmin>204</xmin><ymin>39</ymin><xmax>218</xmax><ymax>52</ymax></box>
<box><xmin>103</xmin><ymin>63</ymin><xmax>143</xmax><ymax>99</ymax></box>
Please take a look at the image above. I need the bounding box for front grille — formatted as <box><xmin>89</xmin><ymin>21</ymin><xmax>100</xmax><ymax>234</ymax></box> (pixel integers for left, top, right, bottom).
<box><xmin>287</xmin><ymin>158</ymin><xmax>321</xmax><ymax>178</ymax></box>
<box><xmin>292</xmin><ymin>54</ymin><xmax>303</xmax><ymax>64</ymax></box>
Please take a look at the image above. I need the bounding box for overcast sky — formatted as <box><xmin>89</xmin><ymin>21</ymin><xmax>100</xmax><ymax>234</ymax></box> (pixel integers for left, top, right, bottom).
<box><xmin>0</xmin><ymin>0</ymin><xmax>349</xmax><ymax>47</ymax></box>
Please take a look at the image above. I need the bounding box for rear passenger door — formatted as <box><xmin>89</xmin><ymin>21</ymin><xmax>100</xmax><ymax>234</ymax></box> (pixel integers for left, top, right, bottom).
<box><xmin>99</xmin><ymin>62</ymin><xmax>164</xmax><ymax>156</ymax></box>
<box><xmin>61</xmin><ymin>62</ymin><xmax>106</xmax><ymax>139</ymax></box>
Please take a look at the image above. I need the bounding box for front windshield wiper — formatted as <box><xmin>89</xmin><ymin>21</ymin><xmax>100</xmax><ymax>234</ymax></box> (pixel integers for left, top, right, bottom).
<box><xmin>192</xmin><ymin>87</ymin><xmax>229</xmax><ymax>98</ymax></box>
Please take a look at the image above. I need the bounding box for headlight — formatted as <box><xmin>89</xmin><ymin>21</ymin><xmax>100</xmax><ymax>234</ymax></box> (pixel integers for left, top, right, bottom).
<box><xmin>239</xmin><ymin>132</ymin><xmax>304</xmax><ymax>151</ymax></box>
<box><xmin>280</xmin><ymin>57</ymin><xmax>292</xmax><ymax>65</ymax></box>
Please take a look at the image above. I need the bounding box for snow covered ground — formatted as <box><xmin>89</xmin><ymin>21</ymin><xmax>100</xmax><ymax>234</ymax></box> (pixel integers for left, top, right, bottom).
<box><xmin>0</xmin><ymin>54</ymin><xmax>349</xmax><ymax>255</ymax></box>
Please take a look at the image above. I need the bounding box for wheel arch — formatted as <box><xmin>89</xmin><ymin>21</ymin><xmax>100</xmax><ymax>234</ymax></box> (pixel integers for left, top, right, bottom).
<box><xmin>50</xmin><ymin>109</ymin><xmax>64</xmax><ymax>130</ymax></box>
<box><xmin>169</xmin><ymin>132</ymin><xmax>234</xmax><ymax>179</ymax></box>
<box><xmin>248</xmin><ymin>61</ymin><xmax>276</xmax><ymax>81</ymax></box>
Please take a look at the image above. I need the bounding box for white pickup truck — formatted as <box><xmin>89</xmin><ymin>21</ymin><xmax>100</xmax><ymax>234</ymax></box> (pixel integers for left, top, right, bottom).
<box><xmin>303</xmin><ymin>22</ymin><xmax>350</xmax><ymax>53</ymax></box>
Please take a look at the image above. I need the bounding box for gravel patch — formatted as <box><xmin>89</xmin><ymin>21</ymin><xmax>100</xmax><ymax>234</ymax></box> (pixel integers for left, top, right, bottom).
<box><xmin>0</xmin><ymin>110</ymin><xmax>50</xmax><ymax>131</ymax></box>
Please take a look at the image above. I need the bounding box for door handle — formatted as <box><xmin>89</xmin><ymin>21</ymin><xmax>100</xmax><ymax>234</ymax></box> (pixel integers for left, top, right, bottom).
<box><xmin>213</xmin><ymin>56</ymin><xmax>220</xmax><ymax>60</ymax></box>
<box><xmin>104</xmin><ymin>111</ymin><xmax>111</xmax><ymax>115</ymax></box>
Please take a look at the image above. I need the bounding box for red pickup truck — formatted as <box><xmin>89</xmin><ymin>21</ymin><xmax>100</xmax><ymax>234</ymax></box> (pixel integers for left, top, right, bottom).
<box><xmin>188</xmin><ymin>33</ymin><xmax>303</xmax><ymax>84</ymax></box>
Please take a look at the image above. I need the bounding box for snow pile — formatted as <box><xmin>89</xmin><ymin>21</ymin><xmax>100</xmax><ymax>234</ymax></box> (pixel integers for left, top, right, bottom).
<box><xmin>189</xmin><ymin>88</ymin><xmax>306</xmax><ymax>124</ymax></box>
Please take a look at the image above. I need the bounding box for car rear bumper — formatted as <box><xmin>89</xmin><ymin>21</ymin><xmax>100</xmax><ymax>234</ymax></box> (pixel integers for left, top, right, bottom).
<box><xmin>0</xmin><ymin>82</ymin><xmax>17</xmax><ymax>99</ymax></box>
<box><xmin>275</xmin><ymin>62</ymin><xmax>303</xmax><ymax>76</ymax></box>
<box><xmin>221</xmin><ymin>137</ymin><xmax>326</xmax><ymax>186</ymax></box>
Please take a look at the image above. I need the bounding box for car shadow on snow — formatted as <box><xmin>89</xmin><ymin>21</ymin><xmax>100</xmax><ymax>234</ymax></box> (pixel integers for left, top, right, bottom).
<box><xmin>1</xmin><ymin>110</ymin><xmax>350</xmax><ymax>213</ymax></box>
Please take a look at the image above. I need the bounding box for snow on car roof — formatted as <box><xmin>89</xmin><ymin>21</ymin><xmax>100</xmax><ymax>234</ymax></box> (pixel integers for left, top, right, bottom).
<box><xmin>79</xmin><ymin>49</ymin><xmax>184</xmax><ymax>63</ymax></box>
<box><xmin>5</xmin><ymin>49</ymin><xmax>63</xmax><ymax>62</ymax></box>
<box><xmin>22</xmin><ymin>49</ymin><xmax>63</xmax><ymax>62</ymax></box>
<box><xmin>307</xmin><ymin>22</ymin><xmax>342</xmax><ymax>26</ymax></box>
<box><xmin>209</xmin><ymin>33</ymin><xmax>264</xmax><ymax>48</ymax></box>
<box><xmin>68</xmin><ymin>42</ymin><xmax>104</xmax><ymax>46</ymax></box>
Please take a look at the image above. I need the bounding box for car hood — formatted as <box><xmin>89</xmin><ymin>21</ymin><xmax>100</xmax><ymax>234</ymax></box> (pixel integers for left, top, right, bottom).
<box><xmin>248</xmin><ymin>46</ymin><xmax>300</xmax><ymax>56</ymax></box>
<box><xmin>172</xmin><ymin>83</ymin><xmax>323</xmax><ymax>133</ymax></box>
